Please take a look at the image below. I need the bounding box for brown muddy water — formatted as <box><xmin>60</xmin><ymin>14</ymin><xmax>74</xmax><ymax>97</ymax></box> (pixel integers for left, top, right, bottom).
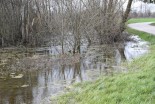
<box><xmin>0</xmin><ymin>46</ymin><xmax>123</xmax><ymax>104</ymax></box>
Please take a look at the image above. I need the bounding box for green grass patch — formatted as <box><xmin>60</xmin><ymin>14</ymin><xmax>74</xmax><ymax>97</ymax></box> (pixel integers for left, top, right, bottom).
<box><xmin>127</xmin><ymin>18</ymin><xmax>155</xmax><ymax>24</ymax></box>
<box><xmin>55</xmin><ymin>18</ymin><xmax>155</xmax><ymax>104</ymax></box>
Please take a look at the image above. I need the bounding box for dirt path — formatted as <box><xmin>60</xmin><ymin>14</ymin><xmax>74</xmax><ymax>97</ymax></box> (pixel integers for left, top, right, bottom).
<box><xmin>128</xmin><ymin>22</ymin><xmax>155</xmax><ymax>35</ymax></box>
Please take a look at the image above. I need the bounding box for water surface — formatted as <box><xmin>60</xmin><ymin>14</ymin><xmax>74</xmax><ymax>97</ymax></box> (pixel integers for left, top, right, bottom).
<box><xmin>0</xmin><ymin>46</ymin><xmax>117</xmax><ymax>104</ymax></box>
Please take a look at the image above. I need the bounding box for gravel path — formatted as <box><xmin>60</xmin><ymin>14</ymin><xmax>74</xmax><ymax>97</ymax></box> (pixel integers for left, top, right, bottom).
<box><xmin>128</xmin><ymin>22</ymin><xmax>155</xmax><ymax>35</ymax></box>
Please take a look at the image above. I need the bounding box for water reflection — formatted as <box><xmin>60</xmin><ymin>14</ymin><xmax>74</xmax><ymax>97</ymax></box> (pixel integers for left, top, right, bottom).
<box><xmin>0</xmin><ymin>61</ymin><xmax>100</xmax><ymax>104</ymax></box>
<box><xmin>0</xmin><ymin>46</ymin><xmax>121</xmax><ymax>104</ymax></box>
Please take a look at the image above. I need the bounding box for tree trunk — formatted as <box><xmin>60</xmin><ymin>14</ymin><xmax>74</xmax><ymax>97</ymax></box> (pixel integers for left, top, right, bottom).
<box><xmin>120</xmin><ymin>0</ymin><xmax>133</xmax><ymax>32</ymax></box>
<box><xmin>1</xmin><ymin>37</ymin><xmax>4</xmax><ymax>47</ymax></box>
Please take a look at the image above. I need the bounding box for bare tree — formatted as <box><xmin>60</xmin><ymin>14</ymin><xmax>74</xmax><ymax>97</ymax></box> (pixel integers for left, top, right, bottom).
<box><xmin>0</xmin><ymin>0</ymin><xmax>133</xmax><ymax>52</ymax></box>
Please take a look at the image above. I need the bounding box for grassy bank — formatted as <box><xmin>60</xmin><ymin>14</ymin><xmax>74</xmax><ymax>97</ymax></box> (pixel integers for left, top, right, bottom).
<box><xmin>55</xmin><ymin>18</ymin><xmax>155</xmax><ymax>104</ymax></box>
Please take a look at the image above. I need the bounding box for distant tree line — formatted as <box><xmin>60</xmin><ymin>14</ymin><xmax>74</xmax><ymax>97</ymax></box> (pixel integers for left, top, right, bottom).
<box><xmin>135</xmin><ymin>0</ymin><xmax>155</xmax><ymax>3</ymax></box>
<box><xmin>144</xmin><ymin>0</ymin><xmax>155</xmax><ymax>3</ymax></box>
<box><xmin>130</xmin><ymin>0</ymin><xmax>155</xmax><ymax>18</ymax></box>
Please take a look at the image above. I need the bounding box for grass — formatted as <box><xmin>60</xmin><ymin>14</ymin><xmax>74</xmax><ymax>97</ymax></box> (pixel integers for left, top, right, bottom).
<box><xmin>127</xmin><ymin>18</ymin><xmax>155</xmax><ymax>24</ymax></box>
<box><xmin>55</xmin><ymin>18</ymin><xmax>155</xmax><ymax>104</ymax></box>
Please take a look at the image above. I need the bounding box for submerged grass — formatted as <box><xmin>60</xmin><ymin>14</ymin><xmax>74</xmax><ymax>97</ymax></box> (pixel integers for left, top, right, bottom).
<box><xmin>55</xmin><ymin>18</ymin><xmax>155</xmax><ymax>104</ymax></box>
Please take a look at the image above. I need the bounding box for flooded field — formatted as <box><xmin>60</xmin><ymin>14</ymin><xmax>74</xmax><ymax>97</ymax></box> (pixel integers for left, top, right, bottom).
<box><xmin>0</xmin><ymin>46</ymin><xmax>119</xmax><ymax>104</ymax></box>
<box><xmin>0</xmin><ymin>36</ymin><xmax>149</xmax><ymax>104</ymax></box>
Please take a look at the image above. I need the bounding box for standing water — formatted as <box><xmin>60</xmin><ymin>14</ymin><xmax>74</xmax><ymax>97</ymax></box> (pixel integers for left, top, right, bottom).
<box><xmin>0</xmin><ymin>36</ymin><xmax>149</xmax><ymax>104</ymax></box>
<box><xmin>0</xmin><ymin>46</ymin><xmax>119</xmax><ymax>104</ymax></box>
